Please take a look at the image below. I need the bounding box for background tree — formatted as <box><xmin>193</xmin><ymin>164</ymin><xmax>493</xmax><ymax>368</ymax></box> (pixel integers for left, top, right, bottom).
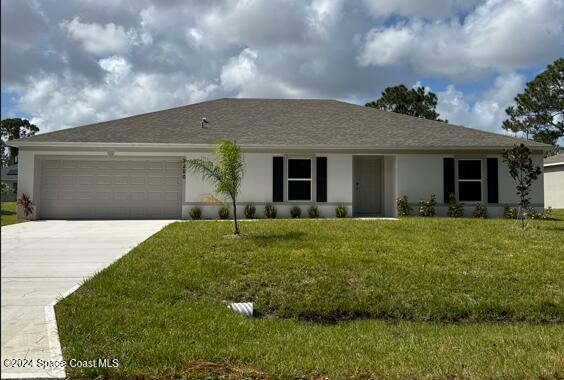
<box><xmin>184</xmin><ymin>140</ymin><xmax>245</xmax><ymax>235</ymax></box>
<box><xmin>502</xmin><ymin>144</ymin><xmax>542</xmax><ymax>228</ymax></box>
<box><xmin>1</xmin><ymin>118</ymin><xmax>39</xmax><ymax>166</ymax></box>
<box><xmin>365</xmin><ymin>84</ymin><xmax>447</xmax><ymax>122</ymax></box>
<box><xmin>502</xmin><ymin>58</ymin><xmax>563</xmax><ymax>152</ymax></box>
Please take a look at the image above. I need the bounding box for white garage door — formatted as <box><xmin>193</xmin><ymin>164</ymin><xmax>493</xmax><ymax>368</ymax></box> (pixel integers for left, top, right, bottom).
<box><xmin>39</xmin><ymin>159</ymin><xmax>182</xmax><ymax>219</ymax></box>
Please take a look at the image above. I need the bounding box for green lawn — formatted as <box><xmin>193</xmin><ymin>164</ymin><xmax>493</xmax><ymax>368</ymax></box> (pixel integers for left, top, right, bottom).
<box><xmin>1</xmin><ymin>201</ymin><xmax>22</xmax><ymax>226</ymax></box>
<box><xmin>56</xmin><ymin>217</ymin><xmax>564</xmax><ymax>379</ymax></box>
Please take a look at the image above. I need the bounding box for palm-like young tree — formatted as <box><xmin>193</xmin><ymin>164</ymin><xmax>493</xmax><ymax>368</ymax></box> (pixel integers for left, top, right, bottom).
<box><xmin>184</xmin><ymin>140</ymin><xmax>245</xmax><ymax>235</ymax></box>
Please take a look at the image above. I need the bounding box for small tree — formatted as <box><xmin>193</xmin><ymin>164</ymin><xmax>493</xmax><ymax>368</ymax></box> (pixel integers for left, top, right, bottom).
<box><xmin>502</xmin><ymin>144</ymin><xmax>542</xmax><ymax>228</ymax></box>
<box><xmin>184</xmin><ymin>140</ymin><xmax>245</xmax><ymax>235</ymax></box>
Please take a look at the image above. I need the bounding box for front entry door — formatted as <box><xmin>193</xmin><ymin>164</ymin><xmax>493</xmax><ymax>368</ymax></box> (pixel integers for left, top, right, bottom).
<box><xmin>354</xmin><ymin>156</ymin><xmax>382</xmax><ymax>216</ymax></box>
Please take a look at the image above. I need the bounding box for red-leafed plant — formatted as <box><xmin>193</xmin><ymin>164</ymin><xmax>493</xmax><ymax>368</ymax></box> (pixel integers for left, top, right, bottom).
<box><xmin>17</xmin><ymin>193</ymin><xmax>34</xmax><ymax>218</ymax></box>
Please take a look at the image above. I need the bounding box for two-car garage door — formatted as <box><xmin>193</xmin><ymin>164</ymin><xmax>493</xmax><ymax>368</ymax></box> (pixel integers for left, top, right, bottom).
<box><xmin>38</xmin><ymin>159</ymin><xmax>182</xmax><ymax>219</ymax></box>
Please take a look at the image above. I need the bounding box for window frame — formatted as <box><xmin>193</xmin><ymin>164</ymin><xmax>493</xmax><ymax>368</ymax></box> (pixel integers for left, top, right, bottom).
<box><xmin>287</xmin><ymin>157</ymin><xmax>313</xmax><ymax>202</ymax></box>
<box><xmin>456</xmin><ymin>159</ymin><xmax>483</xmax><ymax>202</ymax></box>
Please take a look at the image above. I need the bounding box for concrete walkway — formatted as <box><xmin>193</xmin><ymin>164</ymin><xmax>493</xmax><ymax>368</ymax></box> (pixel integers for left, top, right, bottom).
<box><xmin>1</xmin><ymin>220</ymin><xmax>172</xmax><ymax>379</ymax></box>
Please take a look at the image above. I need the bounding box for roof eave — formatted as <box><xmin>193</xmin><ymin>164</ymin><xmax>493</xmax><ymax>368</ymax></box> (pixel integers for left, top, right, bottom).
<box><xmin>7</xmin><ymin>140</ymin><xmax>550</xmax><ymax>152</ymax></box>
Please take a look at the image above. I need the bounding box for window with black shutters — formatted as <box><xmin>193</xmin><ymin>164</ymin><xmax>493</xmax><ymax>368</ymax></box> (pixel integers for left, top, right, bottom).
<box><xmin>288</xmin><ymin>159</ymin><xmax>312</xmax><ymax>201</ymax></box>
<box><xmin>457</xmin><ymin>159</ymin><xmax>482</xmax><ymax>202</ymax></box>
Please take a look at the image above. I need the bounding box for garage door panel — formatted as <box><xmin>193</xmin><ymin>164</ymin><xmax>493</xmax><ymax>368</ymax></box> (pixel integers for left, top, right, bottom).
<box><xmin>40</xmin><ymin>159</ymin><xmax>181</xmax><ymax>219</ymax></box>
<box><xmin>115</xmin><ymin>176</ymin><xmax>129</xmax><ymax>185</ymax></box>
<box><xmin>96</xmin><ymin>175</ymin><xmax>112</xmax><ymax>185</ymax></box>
<box><xmin>62</xmin><ymin>161</ymin><xmax>78</xmax><ymax>169</ymax></box>
<box><xmin>165</xmin><ymin>191</ymin><xmax>180</xmax><ymax>201</ymax></box>
<box><xmin>78</xmin><ymin>175</ymin><xmax>95</xmax><ymax>185</ymax></box>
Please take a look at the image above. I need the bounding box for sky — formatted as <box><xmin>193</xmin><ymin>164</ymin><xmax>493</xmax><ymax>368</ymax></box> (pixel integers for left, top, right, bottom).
<box><xmin>1</xmin><ymin>0</ymin><xmax>563</xmax><ymax>136</ymax></box>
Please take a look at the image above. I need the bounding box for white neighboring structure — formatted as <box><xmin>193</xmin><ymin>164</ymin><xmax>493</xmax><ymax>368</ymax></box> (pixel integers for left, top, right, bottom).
<box><xmin>8</xmin><ymin>98</ymin><xmax>550</xmax><ymax>219</ymax></box>
<box><xmin>544</xmin><ymin>153</ymin><xmax>564</xmax><ymax>208</ymax></box>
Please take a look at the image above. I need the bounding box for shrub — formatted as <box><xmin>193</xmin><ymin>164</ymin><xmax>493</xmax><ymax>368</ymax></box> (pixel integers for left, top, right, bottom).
<box><xmin>308</xmin><ymin>206</ymin><xmax>319</xmax><ymax>218</ymax></box>
<box><xmin>396</xmin><ymin>195</ymin><xmax>411</xmax><ymax>217</ymax></box>
<box><xmin>543</xmin><ymin>206</ymin><xmax>553</xmax><ymax>220</ymax></box>
<box><xmin>419</xmin><ymin>194</ymin><xmax>437</xmax><ymax>217</ymax></box>
<box><xmin>17</xmin><ymin>193</ymin><xmax>34</xmax><ymax>218</ymax></box>
<box><xmin>447</xmin><ymin>193</ymin><xmax>464</xmax><ymax>217</ymax></box>
<box><xmin>244</xmin><ymin>203</ymin><xmax>256</xmax><ymax>219</ymax></box>
<box><xmin>503</xmin><ymin>205</ymin><xmax>517</xmax><ymax>219</ymax></box>
<box><xmin>472</xmin><ymin>203</ymin><xmax>488</xmax><ymax>218</ymax></box>
<box><xmin>290</xmin><ymin>206</ymin><xmax>302</xmax><ymax>218</ymax></box>
<box><xmin>218</xmin><ymin>206</ymin><xmax>229</xmax><ymax>220</ymax></box>
<box><xmin>264</xmin><ymin>203</ymin><xmax>277</xmax><ymax>219</ymax></box>
<box><xmin>189</xmin><ymin>206</ymin><xmax>202</xmax><ymax>220</ymax></box>
<box><xmin>524</xmin><ymin>207</ymin><xmax>542</xmax><ymax>220</ymax></box>
<box><xmin>335</xmin><ymin>204</ymin><xmax>347</xmax><ymax>218</ymax></box>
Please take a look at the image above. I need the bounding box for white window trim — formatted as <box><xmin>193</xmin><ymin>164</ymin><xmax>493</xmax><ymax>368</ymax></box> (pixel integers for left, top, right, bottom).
<box><xmin>456</xmin><ymin>159</ymin><xmax>482</xmax><ymax>202</ymax></box>
<box><xmin>287</xmin><ymin>158</ymin><xmax>312</xmax><ymax>202</ymax></box>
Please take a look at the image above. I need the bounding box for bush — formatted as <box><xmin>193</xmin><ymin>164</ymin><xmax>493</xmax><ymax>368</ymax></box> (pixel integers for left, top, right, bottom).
<box><xmin>244</xmin><ymin>203</ymin><xmax>256</xmax><ymax>219</ymax></box>
<box><xmin>335</xmin><ymin>204</ymin><xmax>347</xmax><ymax>218</ymax></box>
<box><xmin>308</xmin><ymin>206</ymin><xmax>319</xmax><ymax>218</ymax></box>
<box><xmin>290</xmin><ymin>206</ymin><xmax>302</xmax><ymax>218</ymax></box>
<box><xmin>419</xmin><ymin>194</ymin><xmax>437</xmax><ymax>217</ymax></box>
<box><xmin>447</xmin><ymin>193</ymin><xmax>464</xmax><ymax>217</ymax></box>
<box><xmin>264</xmin><ymin>203</ymin><xmax>277</xmax><ymax>219</ymax></box>
<box><xmin>524</xmin><ymin>207</ymin><xmax>543</xmax><ymax>220</ymax></box>
<box><xmin>16</xmin><ymin>193</ymin><xmax>34</xmax><ymax>218</ymax></box>
<box><xmin>543</xmin><ymin>206</ymin><xmax>553</xmax><ymax>220</ymax></box>
<box><xmin>503</xmin><ymin>205</ymin><xmax>517</xmax><ymax>219</ymax></box>
<box><xmin>396</xmin><ymin>195</ymin><xmax>411</xmax><ymax>217</ymax></box>
<box><xmin>189</xmin><ymin>206</ymin><xmax>202</xmax><ymax>220</ymax></box>
<box><xmin>218</xmin><ymin>206</ymin><xmax>230</xmax><ymax>220</ymax></box>
<box><xmin>472</xmin><ymin>203</ymin><xmax>488</xmax><ymax>218</ymax></box>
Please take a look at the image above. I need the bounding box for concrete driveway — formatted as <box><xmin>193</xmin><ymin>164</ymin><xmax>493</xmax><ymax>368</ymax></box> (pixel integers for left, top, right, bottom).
<box><xmin>1</xmin><ymin>220</ymin><xmax>172</xmax><ymax>379</ymax></box>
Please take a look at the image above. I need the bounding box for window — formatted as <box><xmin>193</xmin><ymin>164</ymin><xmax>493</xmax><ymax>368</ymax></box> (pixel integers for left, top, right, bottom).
<box><xmin>288</xmin><ymin>158</ymin><xmax>311</xmax><ymax>201</ymax></box>
<box><xmin>457</xmin><ymin>159</ymin><xmax>482</xmax><ymax>202</ymax></box>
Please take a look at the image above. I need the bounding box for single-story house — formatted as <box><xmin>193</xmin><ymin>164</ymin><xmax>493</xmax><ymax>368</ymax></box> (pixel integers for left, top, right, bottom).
<box><xmin>8</xmin><ymin>98</ymin><xmax>549</xmax><ymax>220</ymax></box>
<box><xmin>1</xmin><ymin>164</ymin><xmax>18</xmax><ymax>201</ymax></box>
<box><xmin>544</xmin><ymin>153</ymin><xmax>564</xmax><ymax>208</ymax></box>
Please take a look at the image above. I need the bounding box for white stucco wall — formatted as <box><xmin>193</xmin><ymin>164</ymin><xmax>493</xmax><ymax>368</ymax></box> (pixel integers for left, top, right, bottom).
<box><xmin>544</xmin><ymin>165</ymin><xmax>564</xmax><ymax>208</ymax></box>
<box><xmin>498</xmin><ymin>153</ymin><xmax>544</xmax><ymax>205</ymax></box>
<box><xmin>15</xmin><ymin>148</ymin><xmax>546</xmax><ymax>220</ymax></box>
<box><xmin>395</xmin><ymin>152</ymin><xmax>545</xmax><ymax>217</ymax></box>
<box><xmin>183</xmin><ymin>152</ymin><xmax>354</xmax><ymax>219</ymax></box>
<box><xmin>396</xmin><ymin>154</ymin><xmax>444</xmax><ymax>204</ymax></box>
<box><xmin>326</xmin><ymin>154</ymin><xmax>353</xmax><ymax>203</ymax></box>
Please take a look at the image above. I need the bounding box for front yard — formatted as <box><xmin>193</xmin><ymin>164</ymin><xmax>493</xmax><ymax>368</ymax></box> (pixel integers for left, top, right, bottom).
<box><xmin>1</xmin><ymin>201</ymin><xmax>22</xmax><ymax>226</ymax></box>
<box><xmin>56</xmin><ymin>216</ymin><xmax>564</xmax><ymax>379</ymax></box>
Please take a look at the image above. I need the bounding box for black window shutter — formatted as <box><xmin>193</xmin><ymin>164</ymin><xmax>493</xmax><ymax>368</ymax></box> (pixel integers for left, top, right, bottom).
<box><xmin>487</xmin><ymin>158</ymin><xmax>499</xmax><ymax>204</ymax></box>
<box><xmin>273</xmin><ymin>156</ymin><xmax>284</xmax><ymax>202</ymax></box>
<box><xmin>443</xmin><ymin>158</ymin><xmax>455</xmax><ymax>203</ymax></box>
<box><xmin>316</xmin><ymin>157</ymin><xmax>327</xmax><ymax>202</ymax></box>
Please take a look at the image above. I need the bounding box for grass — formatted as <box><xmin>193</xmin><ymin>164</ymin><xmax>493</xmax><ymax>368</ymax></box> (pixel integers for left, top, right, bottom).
<box><xmin>1</xmin><ymin>201</ymin><xmax>22</xmax><ymax>226</ymax></box>
<box><xmin>56</xmin><ymin>216</ymin><xmax>564</xmax><ymax>379</ymax></box>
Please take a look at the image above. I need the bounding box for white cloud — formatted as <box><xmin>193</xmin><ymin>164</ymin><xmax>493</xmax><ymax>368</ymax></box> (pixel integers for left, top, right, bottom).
<box><xmin>60</xmin><ymin>17</ymin><xmax>130</xmax><ymax>55</ymax></box>
<box><xmin>436</xmin><ymin>72</ymin><xmax>526</xmax><ymax>133</ymax></box>
<box><xmin>11</xmin><ymin>72</ymin><xmax>219</xmax><ymax>132</ymax></box>
<box><xmin>358</xmin><ymin>0</ymin><xmax>563</xmax><ymax>78</ymax></box>
<box><xmin>2</xmin><ymin>0</ymin><xmax>563</xmax><ymax>136</ymax></box>
<box><xmin>98</xmin><ymin>56</ymin><xmax>131</xmax><ymax>84</ymax></box>
<box><xmin>362</xmin><ymin>0</ymin><xmax>481</xmax><ymax>18</ymax></box>
<box><xmin>220</xmin><ymin>48</ymin><xmax>259</xmax><ymax>91</ymax></box>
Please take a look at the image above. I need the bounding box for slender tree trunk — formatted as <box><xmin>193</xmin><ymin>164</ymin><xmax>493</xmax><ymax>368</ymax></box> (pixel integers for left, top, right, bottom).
<box><xmin>232</xmin><ymin>197</ymin><xmax>239</xmax><ymax>235</ymax></box>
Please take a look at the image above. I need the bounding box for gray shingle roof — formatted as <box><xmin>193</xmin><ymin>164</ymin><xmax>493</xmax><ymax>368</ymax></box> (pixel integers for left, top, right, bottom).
<box><xmin>14</xmin><ymin>98</ymin><xmax>549</xmax><ymax>149</ymax></box>
<box><xmin>544</xmin><ymin>153</ymin><xmax>564</xmax><ymax>166</ymax></box>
